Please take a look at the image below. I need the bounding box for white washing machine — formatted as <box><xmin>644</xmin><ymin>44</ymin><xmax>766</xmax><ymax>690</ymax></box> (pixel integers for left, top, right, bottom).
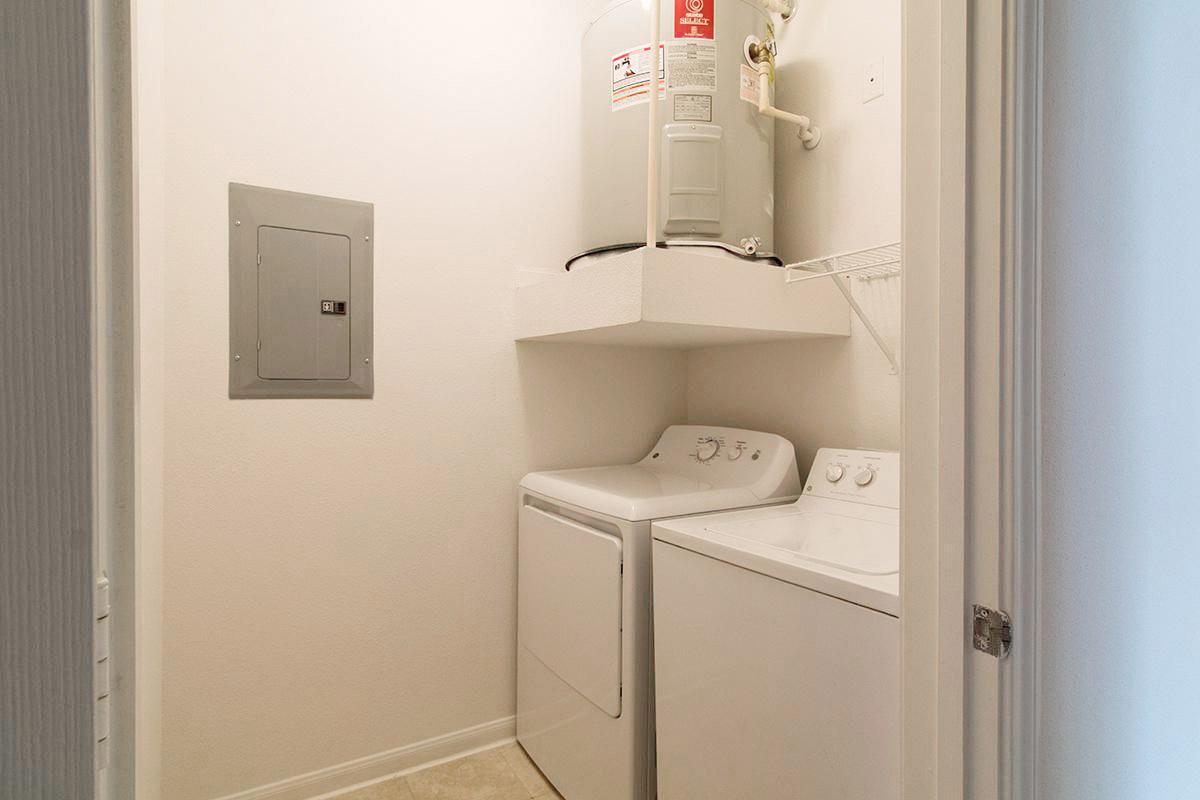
<box><xmin>651</xmin><ymin>448</ymin><xmax>901</xmax><ymax>800</ymax></box>
<box><xmin>517</xmin><ymin>426</ymin><xmax>801</xmax><ymax>800</ymax></box>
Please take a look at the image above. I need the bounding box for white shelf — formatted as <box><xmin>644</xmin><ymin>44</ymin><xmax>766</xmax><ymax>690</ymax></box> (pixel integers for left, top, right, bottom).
<box><xmin>515</xmin><ymin>247</ymin><xmax>849</xmax><ymax>349</ymax></box>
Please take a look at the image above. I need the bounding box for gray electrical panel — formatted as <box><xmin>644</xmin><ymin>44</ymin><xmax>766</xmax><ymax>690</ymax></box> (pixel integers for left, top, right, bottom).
<box><xmin>229</xmin><ymin>183</ymin><xmax>373</xmax><ymax>398</ymax></box>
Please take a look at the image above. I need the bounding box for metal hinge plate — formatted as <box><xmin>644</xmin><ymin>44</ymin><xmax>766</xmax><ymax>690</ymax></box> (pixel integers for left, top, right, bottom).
<box><xmin>972</xmin><ymin>604</ymin><xmax>1012</xmax><ymax>658</ymax></box>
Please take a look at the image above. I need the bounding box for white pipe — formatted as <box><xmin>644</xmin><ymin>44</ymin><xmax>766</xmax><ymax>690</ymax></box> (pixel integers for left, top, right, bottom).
<box><xmin>757</xmin><ymin>0</ymin><xmax>796</xmax><ymax>18</ymax></box>
<box><xmin>756</xmin><ymin>62</ymin><xmax>821</xmax><ymax>149</ymax></box>
<box><xmin>646</xmin><ymin>0</ymin><xmax>662</xmax><ymax>247</ymax></box>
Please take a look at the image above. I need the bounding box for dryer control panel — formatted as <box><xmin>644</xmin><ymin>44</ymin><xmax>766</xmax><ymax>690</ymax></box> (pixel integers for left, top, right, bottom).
<box><xmin>804</xmin><ymin>448</ymin><xmax>900</xmax><ymax>509</ymax></box>
<box><xmin>637</xmin><ymin>425</ymin><xmax>801</xmax><ymax>500</ymax></box>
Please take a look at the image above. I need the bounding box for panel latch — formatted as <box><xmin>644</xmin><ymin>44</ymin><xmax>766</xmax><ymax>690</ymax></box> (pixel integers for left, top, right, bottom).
<box><xmin>321</xmin><ymin>300</ymin><xmax>347</xmax><ymax>315</ymax></box>
<box><xmin>972</xmin><ymin>604</ymin><xmax>1012</xmax><ymax>658</ymax></box>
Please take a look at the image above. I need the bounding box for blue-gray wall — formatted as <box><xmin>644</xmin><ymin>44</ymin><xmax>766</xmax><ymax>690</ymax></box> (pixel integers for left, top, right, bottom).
<box><xmin>0</xmin><ymin>1</ymin><xmax>95</xmax><ymax>797</ymax></box>
<box><xmin>1041</xmin><ymin>2</ymin><xmax>1200</xmax><ymax>798</ymax></box>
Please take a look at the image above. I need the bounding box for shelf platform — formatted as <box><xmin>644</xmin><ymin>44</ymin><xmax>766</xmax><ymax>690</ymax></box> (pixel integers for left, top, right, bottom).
<box><xmin>515</xmin><ymin>246</ymin><xmax>849</xmax><ymax>349</ymax></box>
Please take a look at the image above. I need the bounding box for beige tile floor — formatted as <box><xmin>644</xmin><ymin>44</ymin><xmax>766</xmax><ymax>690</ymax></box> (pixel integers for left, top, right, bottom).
<box><xmin>334</xmin><ymin>744</ymin><xmax>564</xmax><ymax>800</ymax></box>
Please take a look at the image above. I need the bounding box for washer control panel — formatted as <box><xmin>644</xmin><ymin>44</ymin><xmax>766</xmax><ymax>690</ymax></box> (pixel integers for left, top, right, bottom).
<box><xmin>804</xmin><ymin>448</ymin><xmax>900</xmax><ymax>508</ymax></box>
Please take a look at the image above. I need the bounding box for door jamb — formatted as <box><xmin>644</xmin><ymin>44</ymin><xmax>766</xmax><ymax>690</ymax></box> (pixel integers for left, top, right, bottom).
<box><xmin>129</xmin><ymin>0</ymin><xmax>166</xmax><ymax>796</ymax></box>
<box><xmin>902</xmin><ymin>1</ymin><xmax>1044</xmax><ymax>798</ymax></box>
<box><xmin>91</xmin><ymin>0</ymin><xmax>137</xmax><ymax>796</ymax></box>
<box><xmin>900</xmin><ymin>0</ymin><xmax>968</xmax><ymax>797</ymax></box>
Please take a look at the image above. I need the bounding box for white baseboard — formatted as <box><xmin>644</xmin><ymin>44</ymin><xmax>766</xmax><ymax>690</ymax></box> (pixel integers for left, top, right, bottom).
<box><xmin>211</xmin><ymin>716</ymin><xmax>517</xmax><ymax>800</ymax></box>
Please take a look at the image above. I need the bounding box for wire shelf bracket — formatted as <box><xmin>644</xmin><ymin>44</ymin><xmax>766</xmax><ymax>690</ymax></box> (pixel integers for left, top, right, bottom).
<box><xmin>783</xmin><ymin>242</ymin><xmax>902</xmax><ymax>375</ymax></box>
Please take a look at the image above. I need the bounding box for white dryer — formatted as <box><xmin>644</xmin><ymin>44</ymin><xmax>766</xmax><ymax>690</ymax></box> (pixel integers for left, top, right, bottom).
<box><xmin>651</xmin><ymin>448</ymin><xmax>900</xmax><ymax>800</ymax></box>
<box><xmin>517</xmin><ymin>426</ymin><xmax>801</xmax><ymax>800</ymax></box>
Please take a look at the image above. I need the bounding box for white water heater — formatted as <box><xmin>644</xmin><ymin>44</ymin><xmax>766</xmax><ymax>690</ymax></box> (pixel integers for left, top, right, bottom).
<box><xmin>577</xmin><ymin>0</ymin><xmax>778</xmax><ymax>266</ymax></box>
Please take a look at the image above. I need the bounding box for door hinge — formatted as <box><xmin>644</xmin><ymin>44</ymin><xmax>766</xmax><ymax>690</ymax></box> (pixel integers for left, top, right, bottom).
<box><xmin>95</xmin><ymin>574</ymin><xmax>112</xmax><ymax>772</ymax></box>
<box><xmin>972</xmin><ymin>604</ymin><xmax>1012</xmax><ymax>658</ymax></box>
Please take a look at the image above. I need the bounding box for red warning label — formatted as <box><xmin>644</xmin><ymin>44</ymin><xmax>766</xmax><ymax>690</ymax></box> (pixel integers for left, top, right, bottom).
<box><xmin>675</xmin><ymin>0</ymin><xmax>715</xmax><ymax>40</ymax></box>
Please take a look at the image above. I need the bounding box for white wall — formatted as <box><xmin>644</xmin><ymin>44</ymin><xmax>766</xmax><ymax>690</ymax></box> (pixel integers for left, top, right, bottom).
<box><xmin>685</xmin><ymin>0</ymin><xmax>902</xmax><ymax>470</ymax></box>
<box><xmin>153</xmin><ymin>3</ymin><xmax>686</xmax><ymax>797</ymax></box>
<box><xmin>1039</xmin><ymin>3</ymin><xmax>1200</xmax><ymax>797</ymax></box>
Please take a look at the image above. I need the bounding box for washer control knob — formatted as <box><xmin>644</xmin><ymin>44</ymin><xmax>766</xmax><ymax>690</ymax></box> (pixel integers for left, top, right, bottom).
<box><xmin>728</xmin><ymin>443</ymin><xmax>746</xmax><ymax>461</ymax></box>
<box><xmin>855</xmin><ymin>468</ymin><xmax>876</xmax><ymax>487</ymax></box>
<box><xmin>695</xmin><ymin>438</ymin><xmax>721</xmax><ymax>462</ymax></box>
<box><xmin>825</xmin><ymin>465</ymin><xmax>845</xmax><ymax>483</ymax></box>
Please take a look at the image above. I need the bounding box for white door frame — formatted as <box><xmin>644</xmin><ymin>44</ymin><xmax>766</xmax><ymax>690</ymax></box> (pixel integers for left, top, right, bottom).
<box><xmin>129</xmin><ymin>0</ymin><xmax>167</xmax><ymax>796</ymax></box>
<box><xmin>901</xmin><ymin>0</ymin><xmax>968</xmax><ymax>796</ymax></box>
<box><xmin>902</xmin><ymin>1</ymin><xmax>1042</xmax><ymax>798</ymax></box>
<box><xmin>91</xmin><ymin>0</ymin><xmax>129</xmax><ymax>795</ymax></box>
<box><xmin>92</xmin><ymin>0</ymin><xmax>164</xmax><ymax>797</ymax></box>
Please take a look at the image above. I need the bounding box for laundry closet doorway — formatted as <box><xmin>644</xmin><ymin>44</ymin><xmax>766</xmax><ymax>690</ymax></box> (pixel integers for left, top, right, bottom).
<box><xmin>901</xmin><ymin>2</ymin><xmax>1041</xmax><ymax>799</ymax></box>
<box><xmin>93</xmin><ymin>1</ymin><xmax>1023</xmax><ymax>799</ymax></box>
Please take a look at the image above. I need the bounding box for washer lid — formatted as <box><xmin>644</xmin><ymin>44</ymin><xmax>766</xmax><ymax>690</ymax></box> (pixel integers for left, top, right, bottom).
<box><xmin>705</xmin><ymin>509</ymin><xmax>899</xmax><ymax>576</ymax></box>
<box><xmin>652</xmin><ymin>500</ymin><xmax>900</xmax><ymax>616</ymax></box>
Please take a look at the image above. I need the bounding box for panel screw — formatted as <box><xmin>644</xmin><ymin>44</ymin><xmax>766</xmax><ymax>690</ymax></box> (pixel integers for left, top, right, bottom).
<box><xmin>364</xmin><ymin>357</ymin><xmax>370</xmax><ymax>364</ymax></box>
<box><xmin>234</xmin><ymin>220</ymin><xmax>242</xmax><ymax>227</ymax></box>
<box><xmin>234</xmin><ymin>354</ymin><xmax>241</xmax><ymax>361</ymax></box>
<box><xmin>365</xmin><ymin>235</ymin><xmax>370</xmax><ymax>242</ymax></box>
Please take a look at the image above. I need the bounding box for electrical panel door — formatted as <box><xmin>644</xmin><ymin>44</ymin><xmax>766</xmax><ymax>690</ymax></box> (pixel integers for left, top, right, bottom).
<box><xmin>229</xmin><ymin>183</ymin><xmax>373</xmax><ymax>399</ymax></box>
<box><xmin>257</xmin><ymin>227</ymin><xmax>351</xmax><ymax>381</ymax></box>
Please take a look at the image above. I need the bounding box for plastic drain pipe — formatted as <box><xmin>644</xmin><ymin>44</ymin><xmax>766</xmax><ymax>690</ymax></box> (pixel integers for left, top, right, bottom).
<box><xmin>756</xmin><ymin>61</ymin><xmax>821</xmax><ymax>149</ymax></box>
<box><xmin>646</xmin><ymin>0</ymin><xmax>662</xmax><ymax>247</ymax></box>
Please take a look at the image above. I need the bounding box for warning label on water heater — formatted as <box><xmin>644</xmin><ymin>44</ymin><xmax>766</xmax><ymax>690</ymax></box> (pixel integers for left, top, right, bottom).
<box><xmin>740</xmin><ymin>63</ymin><xmax>762</xmax><ymax>104</ymax></box>
<box><xmin>612</xmin><ymin>44</ymin><xmax>667</xmax><ymax>111</ymax></box>
<box><xmin>666</xmin><ymin>40</ymin><xmax>717</xmax><ymax>92</ymax></box>
<box><xmin>675</xmin><ymin>0</ymin><xmax>715</xmax><ymax>40</ymax></box>
<box><xmin>673</xmin><ymin>94</ymin><xmax>713</xmax><ymax>122</ymax></box>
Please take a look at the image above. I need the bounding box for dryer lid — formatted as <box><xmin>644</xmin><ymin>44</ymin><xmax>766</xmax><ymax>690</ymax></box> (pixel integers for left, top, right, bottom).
<box><xmin>520</xmin><ymin>425</ymin><xmax>802</xmax><ymax>521</ymax></box>
<box><xmin>522</xmin><ymin>465</ymin><xmax>760</xmax><ymax>521</ymax></box>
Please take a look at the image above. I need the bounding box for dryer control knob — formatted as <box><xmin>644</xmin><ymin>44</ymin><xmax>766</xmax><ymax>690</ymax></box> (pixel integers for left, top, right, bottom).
<box><xmin>695</xmin><ymin>439</ymin><xmax>721</xmax><ymax>462</ymax></box>
<box><xmin>855</xmin><ymin>469</ymin><xmax>876</xmax><ymax>487</ymax></box>
<box><xmin>825</xmin><ymin>465</ymin><xmax>845</xmax><ymax>483</ymax></box>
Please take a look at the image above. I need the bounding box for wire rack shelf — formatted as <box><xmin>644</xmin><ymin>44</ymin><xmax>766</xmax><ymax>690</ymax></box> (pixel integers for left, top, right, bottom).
<box><xmin>783</xmin><ymin>242</ymin><xmax>902</xmax><ymax>374</ymax></box>
<box><xmin>783</xmin><ymin>242</ymin><xmax>902</xmax><ymax>284</ymax></box>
